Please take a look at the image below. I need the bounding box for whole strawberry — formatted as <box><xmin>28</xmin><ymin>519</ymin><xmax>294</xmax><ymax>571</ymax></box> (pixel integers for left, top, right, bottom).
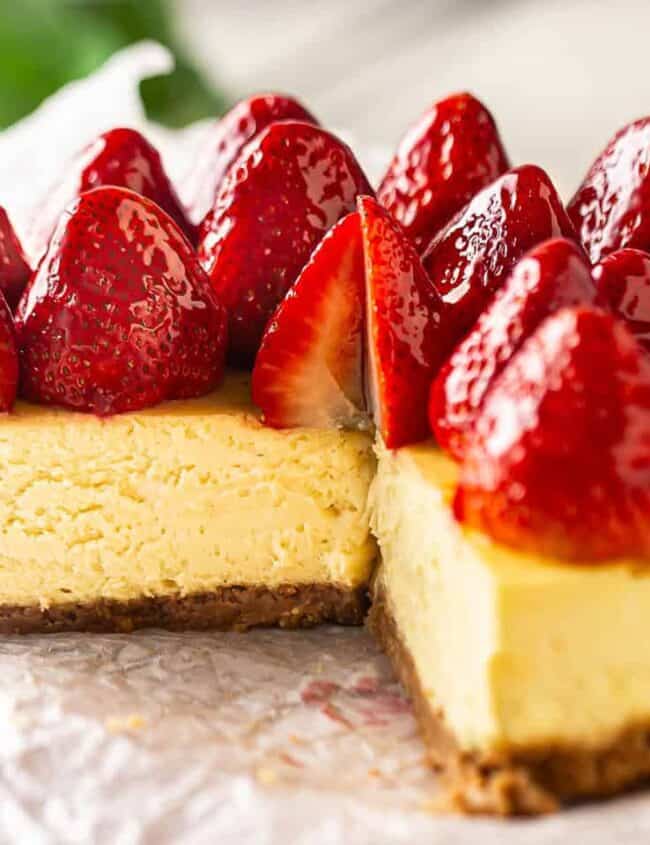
<box><xmin>360</xmin><ymin>196</ymin><xmax>448</xmax><ymax>448</ymax></box>
<box><xmin>252</xmin><ymin>212</ymin><xmax>366</xmax><ymax>429</ymax></box>
<box><xmin>455</xmin><ymin>306</ymin><xmax>650</xmax><ymax>560</ymax></box>
<box><xmin>568</xmin><ymin>118</ymin><xmax>650</xmax><ymax>263</ymax></box>
<box><xmin>187</xmin><ymin>93</ymin><xmax>318</xmax><ymax>222</ymax></box>
<box><xmin>0</xmin><ymin>207</ymin><xmax>31</xmax><ymax>311</ymax></box>
<box><xmin>378</xmin><ymin>92</ymin><xmax>510</xmax><ymax>251</ymax></box>
<box><xmin>17</xmin><ymin>187</ymin><xmax>227</xmax><ymax>415</ymax></box>
<box><xmin>29</xmin><ymin>128</ymin><xmax>194</xmax><ymax>260</ymax></box>
<box><xmin>422</xmin><ymin>165</ymin><xmax>577</xmax><ymax>346</ymax></box>
<box><xmin>593</xmin><ymin>248</ymin><xmax>650</xmax><ymax>351</ymax></box>
<box><xmin>198</xmin><ymin>121</ymin><xmax>372</xmax><ymax>366</ymax></box>
<box><xmin>430</xmin><ymin>238</ymin><xmax>596</xmax><ymax>459</ymax></box>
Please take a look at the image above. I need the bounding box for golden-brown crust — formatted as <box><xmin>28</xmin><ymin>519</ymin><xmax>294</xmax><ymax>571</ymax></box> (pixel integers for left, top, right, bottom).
<box><xmin>368</xmin><ymin>583</ymin><xmax>650</xmax><ymax>815</ymax></box>
<box><xmin>0</xmin><ymin>583</ymin><xmax>368</xmax><ymax>634</ymax></box>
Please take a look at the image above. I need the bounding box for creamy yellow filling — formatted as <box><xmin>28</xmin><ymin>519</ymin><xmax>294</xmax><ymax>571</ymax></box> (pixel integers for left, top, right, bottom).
<box><xmin>370</xmin><ymin>440</ymin><xmax>650</xmax><ymax>752</ymax></box>
<box><xmin>0</xmin><ymin>373</ymin><xmax>376</xmax><ymax>607</ymax></box>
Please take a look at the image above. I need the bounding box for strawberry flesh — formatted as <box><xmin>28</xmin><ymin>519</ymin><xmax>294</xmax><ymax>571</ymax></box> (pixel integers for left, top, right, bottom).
<box><xmin>17</xmin><ymin>186</ymin><xmax>227</xmax><ymax>415</ymax></box>
<box><xmin>30</xmin><ymin>128</ymin><xmax>194</xmax><ymax>259</ymax></box>
<box><xmin>430</xmin><ymin>238</ymin><xmax>596</xmax><ymax>460</ymax></box>
<box><xmin>422</xmin><ymin>165</ymin><xmax>577</xmax><ymax>347</ymax></box>
<box><xmin>187</xmin><ymin>93</ymin><xmax>318</xmax><ymax>222</ymax></box>
<box><xmin>378</xmin><ymin>92</ymin><xmax>510</xmax><ymax>252</ymax></box>
<box><xmin>198</xmin><ymin>121</ymin><xmax>372</xmax><ymax>366</ymax></box>
<box><xmin>455</xmin><ymin>306</ymin><xmax>650</xmax><ymax>560</ymax></box>
<box><xmin>252</xmin><ymin>212</ymin><xmax>366</xmax><ymax>429</ymax></box>
<box><xmin>359</xmin><ymin>196</ymin><xmax>448</xmax><ymax>448</ymax></box>
<box><xmin>568</xmin><ymin>118</ymin><xmax>650</xmax><ymax>264</ymax></box>
<box><xmin>0</xmin><ymin>207</ymin><xmax>31</xmax><ymax>311</ymax></box>
<box><xmin>594</xmin><ymin>248</ymin><xmax>650</xmax><ymax>351</ymax></box>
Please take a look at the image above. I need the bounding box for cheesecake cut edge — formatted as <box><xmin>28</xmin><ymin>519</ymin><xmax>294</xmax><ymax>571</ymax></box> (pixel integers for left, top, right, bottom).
<box><xmin>0</xmin><ymin>582</ymin><xmax>368</xmax><ymax>634</ymax></box>
<box><xmin>368</xmin><ymin>580</ymin><xmax>650</xmax><ymax>816</ymax></box>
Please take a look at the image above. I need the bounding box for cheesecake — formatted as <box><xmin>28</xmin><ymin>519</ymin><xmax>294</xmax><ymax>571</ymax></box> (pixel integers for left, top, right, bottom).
<box><xmin>0</xmin><ymin>371</ymin><xmax>375</xmax><ymax>633</ymax></box>
<box><xmin>369</xmin><ymin>442</ymin><xmax>650</xmax><ymax>814</ymax></box>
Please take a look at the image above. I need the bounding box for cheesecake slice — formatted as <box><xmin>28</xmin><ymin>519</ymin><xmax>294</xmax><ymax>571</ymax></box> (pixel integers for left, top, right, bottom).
<box><xmin>369</xmin><ymin>442</ymin><xmax>650</xmax><ymax>815</ymax></box>
<box><xmin>0</xmin><ymin>372</ymin><xmax>376</xmax><ymax>633</ymax></box>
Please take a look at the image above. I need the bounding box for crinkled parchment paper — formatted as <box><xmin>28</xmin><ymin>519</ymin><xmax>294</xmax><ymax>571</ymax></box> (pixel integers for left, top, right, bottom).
<box><xmin>0</xmin><ymin>42</ymin><xmax>649</xmax><ymax>844</ymax></box>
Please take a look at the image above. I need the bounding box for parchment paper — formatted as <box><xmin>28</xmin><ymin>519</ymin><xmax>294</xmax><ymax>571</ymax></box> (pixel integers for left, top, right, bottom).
<box><xmin>0</xmin><ymin>42</ymin><xmax>648</xmax><ymax>844</ymax></box>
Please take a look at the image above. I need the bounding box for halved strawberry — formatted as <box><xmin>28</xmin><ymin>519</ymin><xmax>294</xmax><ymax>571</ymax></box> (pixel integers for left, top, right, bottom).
<box><xmin>568</xmin><ymin>118</ymin><xmax>650</xmax><ymax>263</ymax></box>
<box><xmin>422</xmin><ymin>165</ymin><xmax>577</xmax><ymax>347</ymax></box>
<box><xmin>0</xmin><ymin>207</ymin><xmax>31</xmax><ymax>311</ymax></box>
<box><xmin>0</xmin><ymin>293</ymin><xmax>19</xmax><ymax>411</ymax></box>
<box><xmin>187</xmin><ymin>93</ymin><xmax>319</xmax><ymax>222</ymax></box>
<box><xmin>455</xmin><ymin>306</ymin><xmax>650</xmax><ymax>560</ymax></box>
<box><xmin>430</xmin><ymin>238</ymin><xmax>596</xmax><ymax>460</ymax></box>
<box><xmin>378</xmin><ymin>92</ymin><xmax>510</xmax><ymax>251</ymax></box>
<box><xmin>593</xmin><ymin>248</ymin><xmax>650</xmax><ymax>350</ymax></box>
<box><xmin>198</xmin><ymin>121</ymin><xmax>372</xmax><ymax>366</ymax></box>
<box><xmin>252</xmin><ymin>212</ymin><xmax>365</xmax><ymax>429</ymax></box>
<box><xmin>17</xmin><ymin>186</ymin><xmax>227</xmax><ymax>415</ymax></box>
<box><xmin>29</xmin><ymin>127</ymin><xmax>194</xmax><ymax>260</ymax></box>
<box><xmin>359</xmin><ymin>195</ymin><xmax>448</xmax><ymax>448</ymax></box>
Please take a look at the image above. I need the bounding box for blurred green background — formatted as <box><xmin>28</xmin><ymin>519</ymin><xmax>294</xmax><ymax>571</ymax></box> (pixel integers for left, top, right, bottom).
<box><xmin>0</xmin><ymin>0</ymin><xmax>227</xmax><ymax>128</ymax></box>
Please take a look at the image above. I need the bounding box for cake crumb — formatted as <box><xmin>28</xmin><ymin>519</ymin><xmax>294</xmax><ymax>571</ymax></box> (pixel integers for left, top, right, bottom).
<box><xmin>255</xmin><ymin>767</ymin><xmax>278</xmax><ymax>786</ymax></box>
<box><xmin>105</xmin><ymin>713</ymin><xmax>147</xmax><ymax>734</ymax></box>
<box><xmin>367</xmin><ymin>767</ymin><xmax>382</xmax><ymax>778</ymax></box>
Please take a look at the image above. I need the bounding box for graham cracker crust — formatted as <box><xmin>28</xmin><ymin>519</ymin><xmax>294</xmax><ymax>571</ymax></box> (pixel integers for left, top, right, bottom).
<box><xmin>0</xmin><ymin>583</ymin><xmax>368</xmax><ymax>635</ymax></box>
<box><xmin>368</xmin><ymin>583</ymin><xmax>650</xmax><ymax>816</ymax></box>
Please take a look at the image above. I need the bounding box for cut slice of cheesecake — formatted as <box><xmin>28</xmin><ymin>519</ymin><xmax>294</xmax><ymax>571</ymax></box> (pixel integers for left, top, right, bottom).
<box><xmin>369</xmin><ymin>441</ymin><xmax>650</xmax><ymax>815</ymax></box>
<box><xmin>0</xmin><ymin>372</ymin><xmax>376</xmax><ymax>633</ymax></box>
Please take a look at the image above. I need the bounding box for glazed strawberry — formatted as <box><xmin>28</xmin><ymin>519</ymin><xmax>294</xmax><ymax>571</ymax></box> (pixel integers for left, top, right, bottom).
<box><xmin>593</xmin><ymin>248</ymin><xmax>650</xmax><ymax>351</ymax></box>
<box><xmin>187</xmin><ymin>93</ymin><xmax>318</xmax><ymax>221</ymax></box>
<box><xmin>17</xmin><ymin>186</ymin><xmax>227</xmax><ymax>415</ymax></box>
<box><xmin>0</xmin><ymin>207</ymin><xmax>31</xmax><ymax>311</ymax></box>
<box><xmin>378</xmin><ymin>92</ymin><xmax>510</xmax><ymax>251</ymax></box>
<box><xmin>360</xmin><ymin>196</ymin><xmax>447</xmax><ymax>448</ymax></box>
<box><xmin>252</xmin><ymin>212</ymin><xmax>366</xmax><ymax>429</ymax></box>
<box><xmin>455</xmin><ymin>306</ymin><xmax>650</xmax><ymax>560</ymax></box>
<box><xmin>198</xmin><ymin>121</ymin><xmax>372</xmax><ymax>366</ymax></box>
<box><xmin>30</xmin><ymin>128</ymin><xmax>194</xmax><ymax>259</ymax></box>
<box><xmin>0</xmin><ymin>294</ymin><xmax>19</xmax><ymax>411</ymax></box>
<box><xmin>568</xmin><ymin>118</ymin><xmax>650</xmax><ymax>264</ymax></box>
<box><xmin>431</xmin><ymin>238</ymin><xmax>596</xmax><ymax>460</ymax></box>
<box><xmin>422</xmin><ymin>165</ymin><xmax>577</xmax><ymax>345</ymax></box>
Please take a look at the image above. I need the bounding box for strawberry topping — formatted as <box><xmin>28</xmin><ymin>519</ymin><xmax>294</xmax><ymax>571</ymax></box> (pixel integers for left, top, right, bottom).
<box><xmin>0</xmin><ymin>293</ymin><xmax>19</xmax><ymax>411</ymax></box>
<box><xmin>378</xmin><ymin>92</ymin><xmax>509</xmax><ymax>251</ymax></box>
<box><xmin>198</xmin><ymin>121</ymin><xmax>372</xmax><ymax>366</ymax></box>
<box><xmin>422</xmin><ymin>165</ymin><xmax>577</xmax><ymax>347</ymax></box>
<box><xmin>17</xmin><ymin>187</ymin><xmax>227</xmax><ymax>415</ymax></box>
<box><xmin>594</xmin><ymin>248</ymin><xmax>650</xmax><ymax>351</ymax></box>
<box><xmin>252</xmin><ymin>212</ymin><xmax>366</xmax><ymax>429</ymax></box>
<box><xmin>430</xmin><ymin>238</ymin><xmax>596</xmax><ymax>460</ymax></box>
<box><xmin>360</xmin><ymin>196</ymin><xmax>447</xmax><ymax>448</ymax></box>
<box><xmin>0</xmin><ymin>207</ymin><xmax>31</xmax><ymax>311</ymax></box>
<box><xmin>568</xmin><ymin>118</ymin><xmax>650</xmax><ymax>263</ymax></box>
<box><xmin>455</xmin><ymin>306</ymin><xmax>650</xmax><ymax>560</ymax></box>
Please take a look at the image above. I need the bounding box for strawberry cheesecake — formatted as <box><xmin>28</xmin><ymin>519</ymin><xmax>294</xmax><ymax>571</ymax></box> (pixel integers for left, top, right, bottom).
<box><xmin>3</xmin><ymin>89</ymin><xmax>650</xmax><ymax>816</ymax></box>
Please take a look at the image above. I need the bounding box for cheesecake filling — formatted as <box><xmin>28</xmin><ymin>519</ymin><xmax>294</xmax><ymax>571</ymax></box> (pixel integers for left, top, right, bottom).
<box><xmin>370</xmin><ymin>440</ymin><xmax>650</xmax><ymax>753</ymax></box>
<box><xmin>0</xmin><ymin>373</ymin><xmax>376</xmax><ymax>608</ymax></box>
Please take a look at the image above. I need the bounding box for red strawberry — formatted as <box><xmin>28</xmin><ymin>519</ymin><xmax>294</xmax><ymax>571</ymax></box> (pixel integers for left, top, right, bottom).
<box><xmin>0</xmin><ymin>294</ymin><xmax>19</xmax><ymax>411</ymax></box>
<box><xmin>198</xmin><ymin>121</ymin><xmax>372</xmax><ymax>366</ymax></box>
<box><xmin>593</xmin><ymin>248</ymin><xmax>650</xmax><ymax>351</ymax></box>
<box><xmin>422</xmin><ymin>165</ymin><xmax>577</xmax><ymax>346</ymax></box>
<box><xmin>378</xmin><ymin>92</ymin><xmax>510</xmax><ymax>252</ymax></box>
<box><xmin>187</xmin><ymin>93</ymin><xmax>318</xmax><ymax>221</ymax></box>
<box><xmin>252</xmin><ymin>212</ymin><xmax>366</xmax><ymax>429</ymax></box>
<box><xmin>17</xmin><ymin>186</ymin><xmax>227</xmax><ymax>415</ymax></box>
<box><xmin>359</xmin><ymin>195</ymin><xmax>447</xmax><ymax>448</ymax></box>
<box><xmin>0</xmin><ymin>207</ymin><xmax>31</xmax><ymax>311</ymax></box>
<box><xmin>568</xmin><ymin>118</ymin><xmax>650</xmax><ymax>264</ymax></box>
<box><xmin>431</xmin><ymin>238</ymin><xmax>596</xmax><ymax>460</ymax></box>
<box><xmin>30</xmin><ymin>128</ymin><xmax>194</xmax><ymax>259</ymax></box>
<box><xmin>455</xmin><ymin>306</ymin><xmax>650</xmax><ymax>560</ymax></box>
